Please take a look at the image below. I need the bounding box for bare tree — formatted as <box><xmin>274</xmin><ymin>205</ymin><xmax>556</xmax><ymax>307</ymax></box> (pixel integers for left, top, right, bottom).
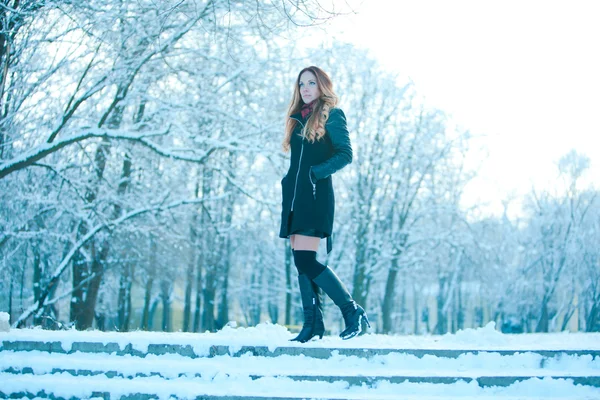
<box><xmin>3</xmin><ymin>0</ymin><xmax>344</xmax><ymax>329</ymax></box>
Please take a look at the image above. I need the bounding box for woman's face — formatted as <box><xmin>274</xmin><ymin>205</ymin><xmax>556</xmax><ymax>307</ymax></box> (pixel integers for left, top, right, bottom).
<box><xmin>299</xmin><ymin>70</ymin><xmax>321</xmax><ymax>104</ymax></box>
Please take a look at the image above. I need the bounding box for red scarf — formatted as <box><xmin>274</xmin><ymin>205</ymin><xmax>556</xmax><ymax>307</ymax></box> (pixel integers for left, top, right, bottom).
<box><xmin>301</xmin><ymin>100</ymin><xmax>316</xmax><ymax>119</ymax></box>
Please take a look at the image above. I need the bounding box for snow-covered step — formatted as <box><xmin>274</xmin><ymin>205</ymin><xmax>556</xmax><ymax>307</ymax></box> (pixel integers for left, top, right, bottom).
<box><xmin>4</xmin><ymin>366</ymin><xmax>600</xmax><ymax>388</ymax></box>
<box><xmin>2</xmin><ymin>324</ymin><xmax>600</xmax><ymax>399</ymax></box>
<box><xmin>3</xmin><ymin>339</ymin><xmax>600</xmax><ymax>360</ymax></box>
<box><xmin>2</xmin><ymin>350</ymin><xmax>599</xmax><ymax>387</ymax></box>
<box><xmin>2</xmin><ymin>371</ymin><xmax>600</xmax><ymax>400</ymax></box>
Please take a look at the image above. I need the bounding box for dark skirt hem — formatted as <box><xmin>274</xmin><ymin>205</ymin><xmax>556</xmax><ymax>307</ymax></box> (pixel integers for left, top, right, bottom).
<box><xmin>289</xmin><ymin>228</ymin><xmax>326</xmax><ymax>238</ymax></box>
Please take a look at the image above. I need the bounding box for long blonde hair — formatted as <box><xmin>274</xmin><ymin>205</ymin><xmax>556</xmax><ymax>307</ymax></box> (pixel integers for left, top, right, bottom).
<box><xmin>282</xmin><ymin>66</ymin><xmax>338</xmax><ymax>152</ymax></box>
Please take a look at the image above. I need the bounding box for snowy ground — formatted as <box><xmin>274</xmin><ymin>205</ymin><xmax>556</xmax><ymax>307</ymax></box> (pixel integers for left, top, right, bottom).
<box><xmin>3</xmin><ymin>321</ymin><xmax>600</xmax><ymax>353</ymax></box>
<box><xmin>1</xmin><ymin>321</ymin><xmax>600</xmax><ymax>399</ymax></box>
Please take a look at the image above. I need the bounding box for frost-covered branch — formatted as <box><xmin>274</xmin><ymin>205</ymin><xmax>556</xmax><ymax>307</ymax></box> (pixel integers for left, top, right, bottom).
<box><xmin>13</xmin><ymin>192</ymin><xmax>230</xmax><ymax>328</ymax></box>
<box><xmin>0</xmin><ymin>128</ymin><xmax>219</xmax><ymax>180</ymax></box>
<box><xmin>46</xmin><ymin>44</ymin><xmax>106</xmax><ymax>144</ymax></box>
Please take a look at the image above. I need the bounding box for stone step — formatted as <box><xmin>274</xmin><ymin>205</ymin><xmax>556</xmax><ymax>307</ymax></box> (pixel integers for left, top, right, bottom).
<box><xmin>2</xmin><ymin>391</ymin><xmax>597</xmax><ymax>400</ymax></box>
<box><xmin>1</xmin><ymin>372</ymin><xmax>598</xmax><ymax>400</ymax></box>
<box><xmin>3</xmin><ymin>366</ymin><xmax>600</xmax><ymax>388</ymax></box>
<box><xmin>5</xmin><ymin>392</ymin><xmax>577</xmax><ymax>400</ymax></box>
<box><xmin>3</xmin><ymin>340</ymin><xmax>598</xmax><ymax>360</ymax></box>
<box><xmin>2</xmin><ymin>333</ymin><xmax>600</xmax><ymax>399</ymax></box>
<box><xmin>3</xmin><ymin>347</ymin><xmax>599</xmax><ymax>385</ymax></box>
<box><xmin>4</xmin><ymin>393</ymin><xmax>370</xmax><ymax>400</ymax></box>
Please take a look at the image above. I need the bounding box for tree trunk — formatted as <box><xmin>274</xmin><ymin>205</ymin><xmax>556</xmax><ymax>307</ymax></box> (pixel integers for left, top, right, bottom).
<box><xmin>217</xmin><ymin>229</ymin><xmax>231</xmax><ymax>329</ymax></box>
<box><xmin>560</xmin><ymin>284</ymin><xmax>577</xmax><ymax>332</ymax></box>
<box><xmin>183</xmin><ymin>178</ymin><xmax>200</xmax><ymax>332</ymax></box>
<box><xmin>8</xmin><ymin>264</ymin><xmax>14</xmax><ymax>325</ymax></box>
<box><xmin>193</xmin><ymin>254</ymin><xmax>203</xmax><ymax>332</ymax></box>
<box><xmin>218</xmin><ymin>274</ymin><xmax>229</xmax><ymax>329</ymax></box>
<box><xmin>77</xmin><ymin>243</ymin><xmax>108</xmax><ymax>330</ymax></box>
<box><xmin>268</xmin><ymin>302</ymin><xmax>279</xmax><ymax>324</ymax></box>
<box><xmin>202</xmin><ymin>269</ymin><xmax>216</xmax><ymax>331</ymax></box>
<box><xmin>435</xmin><ymin>276</ymin><xmax>448</xmax><ymax>334</ymax></box>
<box><xmin>160</xmin><ymin>278</ymin><xmax>172</xmax><ymax>332</ymax></box>
<box><xmin>268</xmin><ymin>250</ymin><xmax>279</xmax><ymax>324</ymax></box>
<box><xmin>586</xmin><ymin>299</ymin><xmax>599</xmax><ymax>332</ymax></box>
<box><xmin>20</xmin><ymin>256</ymin><xmax>26</xmax><ymax>317</ymax></box>
<box><xmin>70</xmin><ymin>236</ymin><xmax>88</xmax><ymax>325</ymax></box>
<box><xmin>183</xmin><ymin>219</ymin><xmax>197</xmax><ymax>330</ymax></box>
<box><xmin>183</xmin><ymin>252</ymin><xmax>195</xmax><ymax>332</ymax></box>
<box><xmin>284</xmin><ymin>242</ymin><xmax>292</xmax><ymax>326</ymax></box>
<box><xmin>194</xmin><ymin>167</ymin><xmax>212</xmax><ymax>332</ymax></box>
<box><xmin>32</xmin><ymin>243</ymin><xmax>42</xmax><ymax>326</ymax></box>
<box><xmin>141</xmin><ymin>276</ymin><xmax>154</xmax><ymax>330</ymax></box>
<box><xmin>70</xmin><ymin>135</ymin><xmax>111</xmax><ymax>329</ymax></box>
<box><xmin>266</xmin><ymin>252</ymin><xmax>279</xmax><ymax>324</ymax></box>
<box><xmin>1</xmin><ymin>2</ymin><xmax>43</xmax><ymax>144</ymax></box>
<box><xmin>95</xmin><ymin>300</ymin><xmax>106</xmax><ymax>331</ymax></box>
<box><xmin>399</xmin><ymin>280</ymin><xmax>406</xmax><ymax>333</ymax></box>
<box><xmin>70</xmin><ymin>73</ymin><xmax>133</xmax><ymax>330</ymax></box>
<box><xmin>413</xmin><ymin>284</ymin><xmax>419</xmax><ymax>334</ymax></box>
<box><xmin>381</xmin><ymin>258</ymin><xmax>399</xmax><ymax>334</ymax></box>
<box><xmin>148</xmin><ymin>297</ymin><xmax>160</xmax><ymax>331</ymax></box>
<box><xmin>249</xmin><ymin>268</ymin><xmax>262</xmax><ymax>326</ymax></box>
<box><xmin>456</xmin><ymin>283</ymin><xmax>464</xmax><ymax>331</ymax></box>
<box><xmin>117</xmin><ymin>263</ymin><xmax>133</xmax><ymax>332</ymax></box>
<box><xmin>352</xmin><ymin>218</ymin><xmax>370</xmax><ymax>309</ymax></box>
<box><xmin>141</xmin><ymin>238</ymin><xmax>157</xmax><ymax>330</ymax></box>
<box><xmin>114</xmin><ymin>148</ymin><xmax>134</xmax><ymax>329</ymax></box>
<box><xmin>535</xmin><ymin>298</ymin><xmax>549</xmax><ymax>333</ymax></box>
<box><xmin>217</xmin><ymin>155</ymin><xmax>235</xmax><ymax>330</ymax></box>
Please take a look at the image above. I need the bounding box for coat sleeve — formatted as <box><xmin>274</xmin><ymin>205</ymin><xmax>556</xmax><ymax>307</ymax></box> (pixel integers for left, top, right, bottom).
<box><xmin>311</xmin><ymin>108</ymin><xmax>353</xmax><ymax>181</ymax></box>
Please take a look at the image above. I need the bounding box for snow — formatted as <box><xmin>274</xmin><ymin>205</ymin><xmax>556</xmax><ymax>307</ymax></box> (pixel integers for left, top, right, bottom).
<box><xmin>1</xmin><ymin>322</ymin><xmax>600</xmax><ymax>399</ymax></box>
<box><xmin>3</xmin><ymin>321</ymin><xmax>600</xmax><ymax>352</ymax></box>
<box><xmin>2</xmin><ymin>348</ymin><xmax>599</xmax><ymax>379</ymax></box>
<box><xmin>0</xmin><ymin>313</ymin><xmax>9</xmax><ymax>332</ymax></box>
<box><xmin>2</xmin><ymin>372</ymin><xmax>599</xmax><ymax>400</ymax></box>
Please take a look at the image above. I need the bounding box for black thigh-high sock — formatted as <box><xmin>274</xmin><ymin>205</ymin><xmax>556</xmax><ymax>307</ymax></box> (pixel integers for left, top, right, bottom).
<box><xmin>292</xmin><ymin>250</ymin><xmax>327</xmax><ymax>280</ymax></box>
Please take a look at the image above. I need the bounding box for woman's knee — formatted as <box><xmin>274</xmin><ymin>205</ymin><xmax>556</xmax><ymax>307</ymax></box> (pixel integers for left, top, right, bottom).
<box><xmin>292</xmin><ymin>249</ymin><xmax>327</xmax><ymax>279</ymax></box>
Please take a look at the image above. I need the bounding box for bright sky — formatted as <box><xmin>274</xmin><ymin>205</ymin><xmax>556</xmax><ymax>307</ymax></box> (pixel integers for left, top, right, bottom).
<box><xmin>320</xmin><ymin>0</ymin><xmax>600</xmax><ymax>216</ymax></box>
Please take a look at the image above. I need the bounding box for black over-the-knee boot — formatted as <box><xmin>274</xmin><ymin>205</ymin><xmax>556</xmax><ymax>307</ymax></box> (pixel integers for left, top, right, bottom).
<box><xmin>290</xmin><ymin>273</ymin><xmax>325</xmax><ymax>342</ymax></box>
<box><xmin>313</xmin><ymin>267</ymin><xmax>370</xmax><ymax>340</ymax></box>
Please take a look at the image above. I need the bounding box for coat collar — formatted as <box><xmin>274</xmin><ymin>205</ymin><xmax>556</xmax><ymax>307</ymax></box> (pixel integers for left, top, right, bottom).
<box><xmin>290</xmin><ymin>112</ymin><xmax>305</xmax><ymax>123</ymax></box>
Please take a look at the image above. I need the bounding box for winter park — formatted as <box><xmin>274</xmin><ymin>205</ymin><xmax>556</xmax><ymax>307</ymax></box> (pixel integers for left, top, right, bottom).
<box><xmin>1</xmin><ymin>1</ymin><xmax>600</xmax><ymax>399</ymax></box>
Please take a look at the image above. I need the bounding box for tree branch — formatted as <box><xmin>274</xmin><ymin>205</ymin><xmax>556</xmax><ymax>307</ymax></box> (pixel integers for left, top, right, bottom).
<box><xmin>0</xmin><ymin>128</ymin><xmax>218</xmax><ymax>180</ymax></box>
<box><xmin>13</xmin><ymin>192</ymin><xmax>230</xmax><ymax>328</ymax></box>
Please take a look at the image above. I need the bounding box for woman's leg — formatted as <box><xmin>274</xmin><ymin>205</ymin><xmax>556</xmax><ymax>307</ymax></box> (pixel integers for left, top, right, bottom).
<box><xmin>290</xmin><ymin>234</ymin><xmax>369</xmax><ymax>340</ymax></box>
<box><xmin>290</xmin><ymin>234</ymin><xmax>320</xmax><ymax>251</ymax></box>
<box><xmin>312</xmin><ymin>267</ymin><xmax>370</xmax><ymax>339</ymax></box>
<box><xmin>291</xmin><ymin>234</ymin><xmax>325</xmax><ymax>279</ymax></box>
<box><xmin>289</xmin><ymin>234</ymin><xmax>324</xmax><ymax>342</ymax></box>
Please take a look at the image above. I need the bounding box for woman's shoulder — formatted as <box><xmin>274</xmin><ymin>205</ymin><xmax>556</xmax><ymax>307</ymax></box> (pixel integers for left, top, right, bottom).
<box><xmin>326</xmin><ymin>107</ymin><xmax>347</xmax><ymax>126</ymax></box>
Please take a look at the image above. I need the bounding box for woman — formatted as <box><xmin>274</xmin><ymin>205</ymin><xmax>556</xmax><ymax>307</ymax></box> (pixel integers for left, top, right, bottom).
<box><xmin>279</xmin><ymin>66</ymin><xmax>370</xmax><ymax>342</ymax></box>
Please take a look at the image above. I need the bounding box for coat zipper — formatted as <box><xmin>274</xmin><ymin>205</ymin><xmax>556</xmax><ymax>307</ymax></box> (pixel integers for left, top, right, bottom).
<box><xmin>290</xmin><ymin>117</ymin><xmax>305</xmax><ymax>212</ymax></box>
<box><xmin>309</xmin><ymin>167</ymin><xmax>316</xmax><ymax>200</ymax></box>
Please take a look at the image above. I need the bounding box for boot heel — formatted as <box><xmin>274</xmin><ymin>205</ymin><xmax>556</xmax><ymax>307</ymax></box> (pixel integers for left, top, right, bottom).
<box><xmin>363</xmin><ymin>312</ymin><xmax>371</xmax><ymax>329</ymax></box>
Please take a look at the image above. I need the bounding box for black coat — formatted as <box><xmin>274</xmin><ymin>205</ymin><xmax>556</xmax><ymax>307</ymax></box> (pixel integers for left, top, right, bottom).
<box><xmin>279</xmin><ymin>108</ymin><xmax>353</xmax><ymax>251</ymax></box>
